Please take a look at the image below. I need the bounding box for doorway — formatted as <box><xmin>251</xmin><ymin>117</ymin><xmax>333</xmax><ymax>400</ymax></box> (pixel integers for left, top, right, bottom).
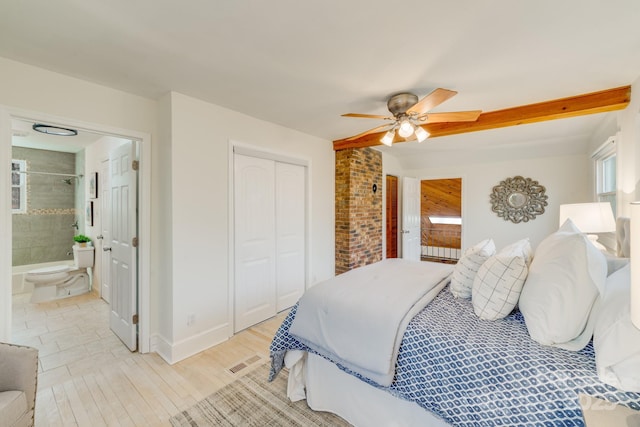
<box><xmin>2</xmin><ymin>111</ymin><xmax>151</xmax><ymax>352</ymax></box>
<box><xmin>420</xmin><ymin>178</ymin><xmax>462</xmax><ymax>263</ymax></box>
<box><xmin>385</xmin><ymin>175</ymin><xmax>398</xmax><ymax>258</ymax></box>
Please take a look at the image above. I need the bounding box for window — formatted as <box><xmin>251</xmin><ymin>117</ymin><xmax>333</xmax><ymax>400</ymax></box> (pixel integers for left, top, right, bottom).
<box><xmin>593</xmin><ymin>137</ymin><xmax>616</xmax><ymax>215</ymax></box>
<box><xmin>12</xmin><ymin>159</ymin><xmax>26</xmax><ymax>213</ymax></box>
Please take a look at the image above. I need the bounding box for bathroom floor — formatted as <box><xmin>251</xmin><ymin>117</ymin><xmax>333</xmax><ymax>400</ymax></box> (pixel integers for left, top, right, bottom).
<box><xmin>12</xmin><ymin>291</ymin><xmax>132</xmax><ymax>390</ymax></box>
<box><xmin>11</xmin><ymin>291</ymin><xmax>286</xmax><ymax>426</ymax></box>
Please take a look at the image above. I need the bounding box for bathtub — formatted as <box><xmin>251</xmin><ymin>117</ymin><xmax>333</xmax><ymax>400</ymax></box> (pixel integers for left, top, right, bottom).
<box><xmin>12</xmin><ymin>261</ymin><xmax>74</xmax><ymax>295</ymax></box>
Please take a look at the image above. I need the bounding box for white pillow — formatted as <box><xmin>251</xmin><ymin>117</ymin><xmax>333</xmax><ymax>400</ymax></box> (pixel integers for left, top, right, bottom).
<box><xmin>519</xmin><ymin>219</ymin><xmax>607</xmax><ymax>350</ymax></box>
<box><xmin>450</xmin><ymin>238</ymin><xmax>495</xmax><ymax>299</ymax></box>
<box><xmin>593</xmin><ymin>264</ymin><xmax>640</xmax><ymax>392</ymax></box>
<box><xmin>472</xmin><ymin>254</ymin><xmax>528</xmax><ymax>320</ymax></box>
<box><xmin>499</xmin><ymin>238</ymin><xmax>533</xmax><ymax>265</ymax></box>
<box><xmin>602</xmin><ymin>252</ymin><xmax>630</xmax><ymax>276</ymax></box>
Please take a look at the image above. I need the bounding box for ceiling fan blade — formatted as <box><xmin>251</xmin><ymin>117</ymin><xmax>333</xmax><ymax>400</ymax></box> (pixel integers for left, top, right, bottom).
<box><xmin>342</xmin><ymin>113</ymin><xmax>394</xmax><ymax>120</ymax></box>
<box><xmin>421</xmin><ymin>110</ymin><xmax>482</xmax><ymax>123</ymax></box>
<box><xmin>406</xmin><ymin>88</ymin><xmax>458</xmax><ymax>115</ymax></box>
<box><xmin>344</xmin><ymin>123</ymin><xmax>393</xmax><ymax>141</ymax></box>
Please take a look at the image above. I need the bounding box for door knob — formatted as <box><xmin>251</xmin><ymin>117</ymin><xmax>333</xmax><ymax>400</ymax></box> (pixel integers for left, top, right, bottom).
<box><xmin>103</xmin><ymin>247</ymin><xmax>112</xmax><ymax>252</ymax></box>
<box><xmin>96</xmin><ymin>235</ymin><xmax>104</xmax><ymax>240</ymax></box>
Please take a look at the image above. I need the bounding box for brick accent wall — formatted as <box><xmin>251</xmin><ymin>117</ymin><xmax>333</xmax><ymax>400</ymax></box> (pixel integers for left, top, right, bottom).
<box><xmin>335</xmin><ymin>148</ymin><xmax>383</xmax><ymax>274</ymax></box>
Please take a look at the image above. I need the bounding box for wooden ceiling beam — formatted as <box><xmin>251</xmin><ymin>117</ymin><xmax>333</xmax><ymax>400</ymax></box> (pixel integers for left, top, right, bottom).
<box><xmin>333</xmin><ymin>85</ymin><xmax>631</xmax><ymax>151</ymax></box>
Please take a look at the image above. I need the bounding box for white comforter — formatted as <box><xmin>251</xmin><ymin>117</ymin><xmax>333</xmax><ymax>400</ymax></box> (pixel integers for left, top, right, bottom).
<box><xmin>288</xmin><ymin>258</ymin><xmax>453</xmax><ymax>386</ymax></box>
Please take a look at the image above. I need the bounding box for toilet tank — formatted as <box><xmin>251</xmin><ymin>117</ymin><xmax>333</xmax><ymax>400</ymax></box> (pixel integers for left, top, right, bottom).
<box><xmin>73</xmin><ymin>246</ymin><xmax>95</xmax><ymax>268</ymax></box>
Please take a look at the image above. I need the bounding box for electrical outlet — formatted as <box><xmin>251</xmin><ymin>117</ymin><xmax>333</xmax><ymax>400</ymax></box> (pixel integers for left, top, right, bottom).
<box><xmin>187</xmin><ymin>314</ymin><xmax>195</xmax><ymax>326</ymax></box>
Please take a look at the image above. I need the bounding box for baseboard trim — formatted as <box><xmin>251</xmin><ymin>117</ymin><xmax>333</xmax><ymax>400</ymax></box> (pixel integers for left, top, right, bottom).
<box><xmin>151</xmin><ymin>324</ymin><xmax>230</xmax><ymax>364</ymax></box>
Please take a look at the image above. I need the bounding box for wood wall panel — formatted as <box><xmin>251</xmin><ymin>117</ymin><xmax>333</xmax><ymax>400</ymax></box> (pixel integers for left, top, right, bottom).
<box><xmin>421</xmin><ymin>178</ymin><xmax>462</xmax><ymax>249</ymax></box>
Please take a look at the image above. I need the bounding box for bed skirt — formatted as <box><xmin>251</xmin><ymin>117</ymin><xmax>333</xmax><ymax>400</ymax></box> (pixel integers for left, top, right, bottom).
<box><xmin>287</xmin><ymin>351</ymin><xmax>451</xmax><ymax>427</ymax></box>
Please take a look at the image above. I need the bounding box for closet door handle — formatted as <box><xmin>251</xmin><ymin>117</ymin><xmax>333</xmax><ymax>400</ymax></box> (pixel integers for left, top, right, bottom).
<box><xmin>103</xmin><ymin>247</ymin><xmax>112</xmax><ymax>252</ymax></box>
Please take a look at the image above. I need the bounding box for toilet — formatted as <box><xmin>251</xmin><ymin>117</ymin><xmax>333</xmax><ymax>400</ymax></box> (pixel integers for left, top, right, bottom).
<box><xmin>27</xmin><ymin>246</ymin><xmax>94</xmax><ymax>303</ymax></box>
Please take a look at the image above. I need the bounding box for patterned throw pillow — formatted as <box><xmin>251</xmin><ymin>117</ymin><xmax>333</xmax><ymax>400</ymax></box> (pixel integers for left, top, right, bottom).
<box><xmin>472</xmin><ymin>255</ymin><xmax>528</xmax><ymax>320</ymax></box>
<box><xmin>450</xmin><ymin>238</ymin><xmax>495</xmax><ymax>299</ymax></box>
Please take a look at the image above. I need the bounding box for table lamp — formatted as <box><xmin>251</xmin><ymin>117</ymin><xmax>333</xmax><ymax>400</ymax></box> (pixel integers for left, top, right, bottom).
<box><xmin>558</xmin><ymin>202</ymin><xmax>616</xmax><ymax>251</ymax></box>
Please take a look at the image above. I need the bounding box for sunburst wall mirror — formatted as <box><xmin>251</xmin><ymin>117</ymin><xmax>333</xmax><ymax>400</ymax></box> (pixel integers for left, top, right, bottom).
<box><xmin>490</xmin><ymin>176</ymin><xmax>548</xmax><ymax>223</ymax></box>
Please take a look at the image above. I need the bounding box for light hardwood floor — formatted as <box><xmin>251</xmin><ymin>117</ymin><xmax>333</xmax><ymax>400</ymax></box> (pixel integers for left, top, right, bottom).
<box><xmin>11</xmin><ymin>291</ymin><xmax>287</xmax><ymax>426</ymax></box>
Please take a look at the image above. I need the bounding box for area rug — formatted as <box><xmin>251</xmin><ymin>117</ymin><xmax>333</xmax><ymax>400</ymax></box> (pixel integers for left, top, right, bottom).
<box><xmin>169</xmin><ymin>362</ymin><xmax>351</xmax><ymax>426</ymax></box>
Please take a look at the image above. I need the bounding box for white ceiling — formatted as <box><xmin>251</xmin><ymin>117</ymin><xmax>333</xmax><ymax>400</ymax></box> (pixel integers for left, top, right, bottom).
<box><xmin>2</xmin><ymin>0</ymin><xmax>640</xmax><ymax>157</ymax></box>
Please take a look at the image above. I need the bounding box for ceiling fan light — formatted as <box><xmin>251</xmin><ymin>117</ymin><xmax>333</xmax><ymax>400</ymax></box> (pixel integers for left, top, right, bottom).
<box><xmin>415</xmin><ymin>126</ymin><xmax>429</xmax><ymax>142</ymax></box>
<box><xmin>381</xmin><ymin>130</ymin><xmax>395</xmax><ymax>146</ymax></box>
<box><xmin>398</xmin><ymin>120</ymin><xmax>414</xmax><ymax>138</ymax></box>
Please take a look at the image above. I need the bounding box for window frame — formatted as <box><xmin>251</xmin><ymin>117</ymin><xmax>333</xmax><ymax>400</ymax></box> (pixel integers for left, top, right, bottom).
<box><xmin>592</xmin><ymin>136</ymin><xmax>617</xmax><ymax>216</ymax></box>
<box><xmin>11</xmin><ymin>159</ymin><xmax>27</xmax><ymax>214</ymax></box>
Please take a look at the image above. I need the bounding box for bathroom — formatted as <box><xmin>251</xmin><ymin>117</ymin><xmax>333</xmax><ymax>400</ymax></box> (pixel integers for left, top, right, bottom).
<box><xmin>10</xmin><ymin>118</ymin><xmax>130</xmax><ymax>304</ymax></box>
<box><xmin>12</xmin><ymin>127</ymin><xmax>92</xmax><ymax>298</ymax></box>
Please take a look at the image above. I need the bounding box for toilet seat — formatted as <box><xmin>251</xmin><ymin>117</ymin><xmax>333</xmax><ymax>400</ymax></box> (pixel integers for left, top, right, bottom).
<box><xmin>25</xmin><ymin>265</ymin><xmax>70</xmax><ymax>284</ymax></box>
<box><xmin>27</xmin><ymin>246</ymin><xmax>94</xmax><ymax>303</ymax></box>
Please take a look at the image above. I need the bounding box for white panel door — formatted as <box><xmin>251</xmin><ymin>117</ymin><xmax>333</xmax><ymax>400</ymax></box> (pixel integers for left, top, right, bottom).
<box><xmin>275</xmin><ymin>162</ymin><xmax>305</xmax><ymax>311</ymax></box>
<box><xmin>402</xmin><ymin>177</ymin><xmax>421</xmax><ymax>260</ymax></box>
<box><xmin>109</xmin><ymin>142</ymin><xmax>138</xmax><ymax>351</ymax></box>
<box><xmin>100</xmin><ymin>159</ymin><xmax>111</xmax><ymax>303</ymax></box>
<box><xmin>234</xmin><ymin>154</ymin><xmax>276</xmax><ymax>332</ymax></box>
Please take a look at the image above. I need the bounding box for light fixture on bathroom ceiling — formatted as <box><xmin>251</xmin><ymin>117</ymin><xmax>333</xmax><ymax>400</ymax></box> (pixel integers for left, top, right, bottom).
<box><xmin>32</xmin><ymin>123</ymin><xmax>78</xmax><ymax>136</ymax></box>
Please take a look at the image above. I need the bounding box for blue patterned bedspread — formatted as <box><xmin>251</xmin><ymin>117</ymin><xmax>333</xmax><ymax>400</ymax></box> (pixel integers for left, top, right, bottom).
<box><xmin>270</xmin><ymin>286</ymin><xmax>640</xmax><ymax>426</ymax></box>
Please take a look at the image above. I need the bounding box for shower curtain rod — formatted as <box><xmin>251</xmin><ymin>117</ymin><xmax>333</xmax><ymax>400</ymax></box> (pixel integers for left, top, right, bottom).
<box><xmin>17</xmin><ymin>170</ymin><xmax>84</xmax><ymax>178</ymax></box>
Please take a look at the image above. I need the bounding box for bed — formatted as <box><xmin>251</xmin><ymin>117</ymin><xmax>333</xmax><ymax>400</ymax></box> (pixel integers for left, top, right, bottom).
<box><xmin>269</xmin><ymin>219</ymin><xmax>640</xmax><ymax>426</ymax></box>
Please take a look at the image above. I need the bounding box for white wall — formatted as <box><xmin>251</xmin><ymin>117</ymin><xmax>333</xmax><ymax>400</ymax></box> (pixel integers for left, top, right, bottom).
<box><xmin>394</xmin><ymin>153</ymin><xmax>591</xmax><ymax>251</ymax></box>
<box><xmin>154</xmin><ymin>92</ymin><xmax>335</xmax><ymax>363</ymax></box>
<box><xmin>616</xmin><ymin>77</ymin><xmax>640</xmax><ymax>216</ymax></box>
<box><xmin>154</xmin><ymin>93</ymin><xmax>174</xmax><ymax>353</ymax></box>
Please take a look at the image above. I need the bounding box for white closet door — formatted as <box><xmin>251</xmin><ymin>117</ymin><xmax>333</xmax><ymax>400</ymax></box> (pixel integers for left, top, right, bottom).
<box><xmin>234</xmin><ymin>154</ymin><xmax>277</xmax><ymax>332</ymax></box>
<box><xmin>275</xmin><ymin>162</ymin><xmax>305</xmax><ymax>311</ymax></box>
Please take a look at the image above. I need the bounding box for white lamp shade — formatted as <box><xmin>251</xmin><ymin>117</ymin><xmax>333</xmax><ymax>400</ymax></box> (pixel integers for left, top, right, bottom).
<box><xmin>630</xmin><ymin>202</ymin><xmax>640</xmax><ymax>329</ymax></box>
<box><xmin>398</xmin><ymin>119</ymin><xmax>414</xmax><ymax>138</ymax></box>
<box><xmin>558</xmin><ymin>202</ymin><xmax>616</xmax><ymax>233</ymax></box>
<box><xmin>380</xmin><ymin>130</ymin><xmax>394</xmax><ymax>146</ymax></box>
<box><xmin>414</xmin><ymin>126</ymin><xmax>429</xmax><ymax>142</ymax></box>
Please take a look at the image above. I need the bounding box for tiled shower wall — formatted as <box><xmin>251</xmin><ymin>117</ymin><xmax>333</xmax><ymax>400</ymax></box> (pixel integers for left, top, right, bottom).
<box><xmin>12</xmin><ymin>147</ymin><xmax>77</xmax><ymax>266</ymax></box>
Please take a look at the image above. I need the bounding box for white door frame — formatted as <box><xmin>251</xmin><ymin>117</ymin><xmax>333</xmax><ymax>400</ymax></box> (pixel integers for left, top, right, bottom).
<box><xmin>0</xmin><ymin>107</ymin><xmax>151</xmax><ymax>353</ymax></box>
<box><xmin>227</xmin><ymin>140</ymin><xmax>310</xmax><ymax>335</ymax></box>
<box><xmin>401</xmin><ymin>176</ymin><xmax>421</xmax><ymax>260</ymax></box>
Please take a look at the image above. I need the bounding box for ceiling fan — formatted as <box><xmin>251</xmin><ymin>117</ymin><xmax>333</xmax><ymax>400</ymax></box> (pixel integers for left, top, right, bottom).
<box><xmin>342</xmin><ymin>88</ymin><xmax>482</xmax><ymax>145</ymax></box>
